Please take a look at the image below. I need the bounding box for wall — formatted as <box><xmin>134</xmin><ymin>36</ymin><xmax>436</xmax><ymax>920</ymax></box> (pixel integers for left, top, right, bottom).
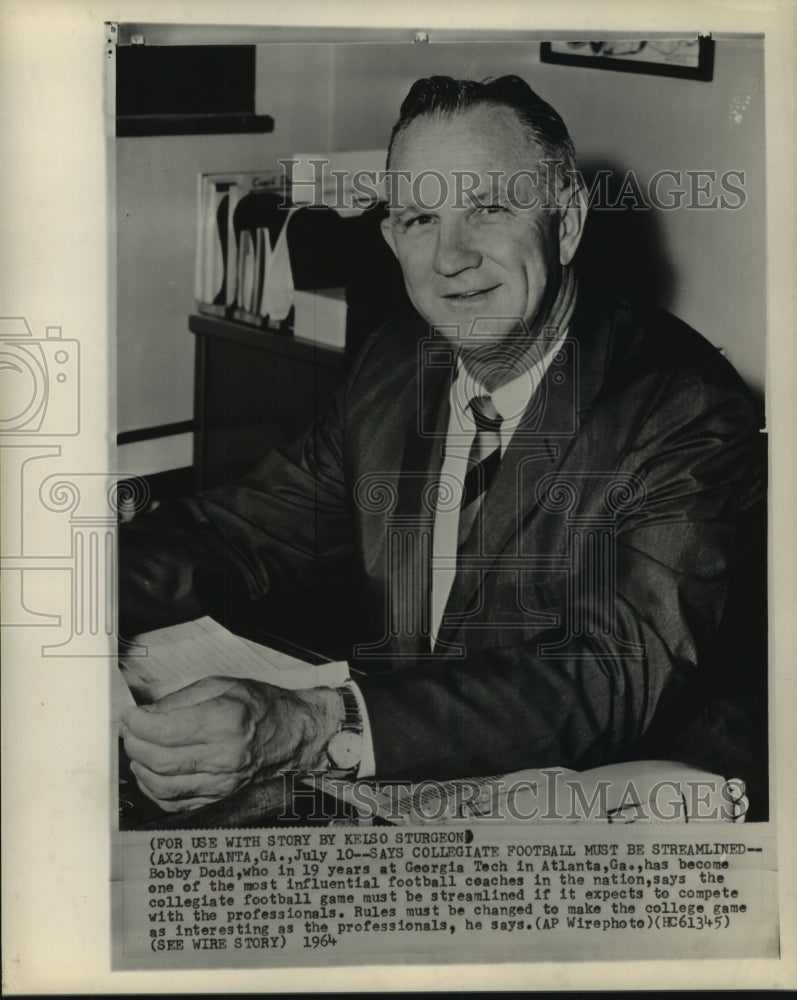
<box><xmin>116</xmin><ymin>35</ymin><xmax>766</xmax><ymax>476</ymax></box>
<box><xmin>115</xmin><ymin>43</ymin><xmax>334</xmax><ymax>474</ymax></box>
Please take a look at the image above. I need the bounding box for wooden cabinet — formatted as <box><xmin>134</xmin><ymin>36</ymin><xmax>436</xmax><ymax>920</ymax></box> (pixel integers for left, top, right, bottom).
<box><xmin>190</xmin><ymin>314</ymin><xmax>348</xmax><ymax>491</ymax></box>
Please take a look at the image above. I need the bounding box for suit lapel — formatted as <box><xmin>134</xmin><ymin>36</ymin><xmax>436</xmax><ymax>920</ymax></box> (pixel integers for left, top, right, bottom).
<box><xmin>437</xmin><ymin>295</ymin><xmax>614</xmax><ymax>644</ymax></box>
<box><xmin>387</xmin><ymin>342</ymin><xmax>452</xmax><ymax>657</ymax></box>
<box><xmin>394</xmin><ymin>366</ymin><xmax>451</xmax><ymax>515</ymax></box>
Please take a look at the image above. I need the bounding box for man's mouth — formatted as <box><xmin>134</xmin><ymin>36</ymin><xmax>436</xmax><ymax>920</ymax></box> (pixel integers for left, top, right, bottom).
<box><xmin>443</xmin><ymin>284</ymin><xmax>501</xmax><ymax>300</ymax></box>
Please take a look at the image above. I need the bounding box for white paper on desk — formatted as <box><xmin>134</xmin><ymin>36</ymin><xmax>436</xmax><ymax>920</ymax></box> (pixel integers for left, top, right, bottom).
<box><xmin>119</xmin><ymin>615</ymin><xmax>349</xmax><ymax>705</ymax></box>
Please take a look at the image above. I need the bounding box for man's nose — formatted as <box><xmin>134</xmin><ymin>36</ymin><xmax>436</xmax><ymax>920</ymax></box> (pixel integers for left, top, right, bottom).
<box><xmin>432</xmin><ymin>217</ymin><xmax>482</xmax><ymax>276</ymax></box>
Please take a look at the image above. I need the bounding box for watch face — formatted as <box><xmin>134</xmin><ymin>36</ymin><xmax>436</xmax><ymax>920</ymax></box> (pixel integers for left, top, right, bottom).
<box><xmin>327</xmin><ymin>729</ymin><xmax>363</xmax><ymax>770</ymax></box>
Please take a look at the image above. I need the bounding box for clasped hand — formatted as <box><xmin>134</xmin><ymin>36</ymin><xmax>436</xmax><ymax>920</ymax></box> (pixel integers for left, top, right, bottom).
<box><xmin>120</xmin><ymin>676</ymin><xmax>342</xmax><ymax>812</ymax></box>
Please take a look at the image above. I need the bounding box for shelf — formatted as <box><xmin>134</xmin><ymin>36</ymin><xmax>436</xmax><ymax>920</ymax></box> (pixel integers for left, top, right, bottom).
<box><xmin>189</xmin><ymin>314</ymin><xmax>347</xmax><ymax>369</ymax></box>
<box><xmin>116</xmin><ymin>113</ymin><xmax>274</xmax><ymax>137</ymax></box>
<box><xmin>191</xmin><ymin>312</ymin><xmax>349</xmax><ymax>490</ymax></box>
<box><xmin>114</xmin><ymin>43</ymin><xmax>273</xmax><ymax>137</ymax></box>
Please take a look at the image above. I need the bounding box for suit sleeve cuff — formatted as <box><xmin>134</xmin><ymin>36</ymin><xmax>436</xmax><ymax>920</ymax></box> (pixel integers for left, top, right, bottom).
<box><xmin>344</xmin><ymin>678</ymin><xmax>376</xmax><ymax>778</ymax></box>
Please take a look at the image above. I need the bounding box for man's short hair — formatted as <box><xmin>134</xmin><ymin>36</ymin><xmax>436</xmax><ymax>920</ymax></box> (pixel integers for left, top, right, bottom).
<box><xmin>387</xmin><ymin>74</ymin><xmax>578</xmax><ymax>200</ymax></box>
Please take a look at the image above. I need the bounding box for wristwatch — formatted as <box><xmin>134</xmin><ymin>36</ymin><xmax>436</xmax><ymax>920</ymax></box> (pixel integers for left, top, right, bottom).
<box><xmin>325</xmin><ymin>685</ymin><xmax>363</xmax><ymax>777</ymax></box>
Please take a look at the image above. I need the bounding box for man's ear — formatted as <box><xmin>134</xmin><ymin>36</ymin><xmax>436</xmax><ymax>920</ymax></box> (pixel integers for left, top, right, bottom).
<box><xmin>558</xmin><ymin>182</ymin><xmax>587</xmax><ymax>267</ymax></box>
<box><xmin>380</xmin><ymin>216</ymin><xmax>398</xmax><ymax>258</ymax></box>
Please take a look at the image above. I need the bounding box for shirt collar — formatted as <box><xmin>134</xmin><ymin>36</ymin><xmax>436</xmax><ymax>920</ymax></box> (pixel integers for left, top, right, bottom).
<box><xmin>452</xmin><ymin>329</ymin><xmax>568</xmax><ymax>428</ymax></box>
<box><xmin>449</xmin><ymin>267</ymin><xmax>577</xmax><ymax>425</ymax></box>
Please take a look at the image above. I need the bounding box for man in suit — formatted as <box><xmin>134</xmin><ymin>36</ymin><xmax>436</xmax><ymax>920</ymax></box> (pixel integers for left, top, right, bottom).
<box><xmin>119</xmin><ymin>76</ymin><xmax>765</xmax><ymax>815</ymax></box>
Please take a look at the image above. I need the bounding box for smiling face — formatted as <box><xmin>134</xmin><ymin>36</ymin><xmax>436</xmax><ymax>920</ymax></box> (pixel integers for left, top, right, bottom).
<box><xmin>381</xmin><ymin>105</ymin><xmax>584</xmax><ymax>381</ymax></box>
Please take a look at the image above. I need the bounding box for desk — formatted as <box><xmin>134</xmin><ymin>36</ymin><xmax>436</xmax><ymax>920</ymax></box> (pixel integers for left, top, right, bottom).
<box><xmin>116</xmin><ymin>623</ymin><xmax>747</xmax><ymax>829</ymax></box>
<box><xmin>190</xmin><ymin>314</ymin><xmax>348</xmax><ymax>491</ymax></box>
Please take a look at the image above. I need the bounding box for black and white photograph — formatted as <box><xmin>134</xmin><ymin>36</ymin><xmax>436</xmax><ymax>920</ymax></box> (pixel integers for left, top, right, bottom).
<box><xmin>112</xmin><ymin>14</ymin><xmax>773</xmax><ymax>967</ymax></box>
<box><xmin>2</xmin><ymin>1</ymin><xmax>796</xmax><ymax>993</ymax></box>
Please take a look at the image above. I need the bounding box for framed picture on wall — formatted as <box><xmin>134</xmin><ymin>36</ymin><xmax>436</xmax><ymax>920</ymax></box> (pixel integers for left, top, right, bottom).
<box><xmin>540</xmin><ymin>37</ymin><xmax>715</xmax><ymax>81</ymax></box>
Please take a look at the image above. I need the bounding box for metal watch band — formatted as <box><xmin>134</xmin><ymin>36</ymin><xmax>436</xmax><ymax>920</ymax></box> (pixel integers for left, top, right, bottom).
<box><xmin>337</xmin><ymin>684</ymin><xmax>363</xmax><ymax>734</ymax></box>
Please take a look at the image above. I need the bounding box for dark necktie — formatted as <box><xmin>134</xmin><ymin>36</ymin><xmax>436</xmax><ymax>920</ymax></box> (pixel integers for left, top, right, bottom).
<box><xmin>458</xmin><ymin>396</ymin><xmax>503</xmax><ymax>548</ymax></box>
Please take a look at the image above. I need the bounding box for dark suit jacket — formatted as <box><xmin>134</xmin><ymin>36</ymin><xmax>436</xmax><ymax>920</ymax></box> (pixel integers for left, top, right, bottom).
<box><xmin>120</xmin><ymin>295</ymin><xmax>766</xmax><ymax>797</ymax></box>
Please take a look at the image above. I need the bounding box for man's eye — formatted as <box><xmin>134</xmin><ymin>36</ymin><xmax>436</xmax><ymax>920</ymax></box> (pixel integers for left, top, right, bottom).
<box><xmin>475</xmin><ymin>203</ymin><xmax>508</xmax><ymax>216</ymax></box>
<box><xmin>404</xmin><ymin>213</ymin><xmax>436</xmax><ymax>228</ymax></box>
